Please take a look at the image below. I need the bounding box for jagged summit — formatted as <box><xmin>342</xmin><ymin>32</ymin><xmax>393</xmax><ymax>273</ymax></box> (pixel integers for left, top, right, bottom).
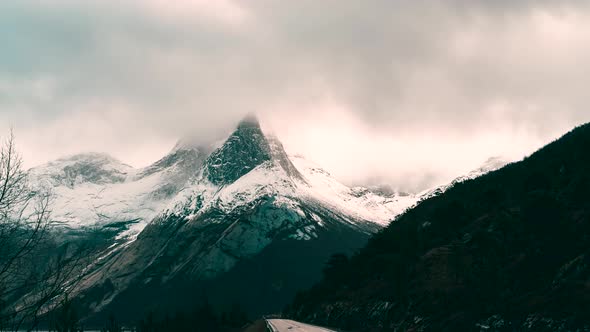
<box><xmin>204</xmin><ymin>117</ymin><xmax>271</xmax><ymax>185</ymax></box>
<box><xmin>29</xmin><ymin>152</ymin><xmax>133</xmax><ymax>187</ymax></box>
<box><xmin>203</xmin><ymin>115</ymin><xmax>305</xmax><ymax>185</ymax></box>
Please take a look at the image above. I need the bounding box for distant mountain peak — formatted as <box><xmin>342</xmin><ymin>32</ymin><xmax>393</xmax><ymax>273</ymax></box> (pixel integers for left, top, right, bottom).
<box><xmin>54</xmin><ymin>152</ymin><xmax>126</xmax><ymax>165</ymax></box>
<box><xmin>28</xmin><ymin>152</ymin><xmax>134</xmax><ymax>187</ymax></box>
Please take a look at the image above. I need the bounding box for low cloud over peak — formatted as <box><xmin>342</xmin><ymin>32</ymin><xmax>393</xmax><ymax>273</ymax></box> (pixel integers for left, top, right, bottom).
<box><xmin>1</xmin><ymin>0</ymin><xmax>588</xmax><ymax>191</ymax></box>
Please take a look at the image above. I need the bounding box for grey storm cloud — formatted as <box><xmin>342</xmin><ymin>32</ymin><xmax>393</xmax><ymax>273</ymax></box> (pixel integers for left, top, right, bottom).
<box><xmin>0</xmin><ymin>0</ymin><xmax>589</xmax><ymax>191</ymax></box>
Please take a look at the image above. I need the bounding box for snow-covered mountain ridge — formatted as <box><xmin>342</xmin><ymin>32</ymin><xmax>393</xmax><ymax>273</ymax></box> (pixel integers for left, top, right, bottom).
<box><xmin>27</xmin><ymin>145</ymin><xmax>205</xmax><ymax>240</ymax></box>
<box><xmin>26</xmin><ymin>116</ymin><xmax>511</xmax><ymax>320</ymax></box>
<box><xmin>28</xmin><ymin>118</ymin><xmax>509</xmax><ymax>246</ymax></box>
<box><xmin>62</xmin><ymin>117</ymin><xmax>405</xmax><ymax>317</ymax></box>
<box><xmin>28</xmin><ymin>117</ymin><xmax>424</xmax><ymax>241</ymax></box>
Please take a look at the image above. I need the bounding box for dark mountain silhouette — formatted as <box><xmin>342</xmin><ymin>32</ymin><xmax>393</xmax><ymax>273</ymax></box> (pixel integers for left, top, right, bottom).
<box><xmin>287</xmin><ymin>123</ymin><xmax>590</xmax><ymax>331</ymax></box>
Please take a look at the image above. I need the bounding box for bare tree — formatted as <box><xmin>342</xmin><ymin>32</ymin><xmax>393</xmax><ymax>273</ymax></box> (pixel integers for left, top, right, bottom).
<box><xmin>0</xmin><ymin>131</ymin><xmax>89</xmax><ymax>331</ymax></box>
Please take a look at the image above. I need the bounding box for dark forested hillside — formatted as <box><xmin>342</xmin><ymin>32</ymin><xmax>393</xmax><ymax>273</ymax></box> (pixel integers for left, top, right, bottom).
<box><xmin>288</xmin><ymin>123</ymin><xmax>590</xmax><ymax>331</ymax></box>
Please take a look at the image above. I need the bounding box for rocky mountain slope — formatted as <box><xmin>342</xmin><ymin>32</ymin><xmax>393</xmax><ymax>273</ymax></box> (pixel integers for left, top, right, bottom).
<box><xmin>287</xmin><ymin>123</ymin><xmax>590</xmax><ymax>331</ymax></box>
<box><xmin>27</xmin><ymin>117</ymin><xmax>414</xmax><ymax>323</ymax></box>
<box><xmin>28</xmin><ymin>118</ymin><xmax>418</xmax><ymax>244</ymax></box>
<box><xmin>27</xmin><ymin>116</ymin><xmax>509</xmax><ymax>325</ymax></box>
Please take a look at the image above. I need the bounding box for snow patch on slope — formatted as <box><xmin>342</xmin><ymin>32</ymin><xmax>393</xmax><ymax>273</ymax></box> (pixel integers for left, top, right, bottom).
<box><xmin>28</xmin><ymin>150</ymin><xmax>203</xmax><ymax>241</ymax></box>
<box><xmin>291</xmin><ymin>155</ymin><xmax>418</xmax><ymax>225</ymax></box>
<box><xmin>418</xmin><ymin>156</ymin><xmax>510</xmax><ymax>200</ymax></box>
<box><xmin>29</xmin><ymin>153</ymin><xmax>133</xmax><ymax>187</ymax></box>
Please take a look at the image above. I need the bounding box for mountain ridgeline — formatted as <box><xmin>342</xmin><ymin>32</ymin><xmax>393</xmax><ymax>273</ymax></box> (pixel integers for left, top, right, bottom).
<box><xmin>21</xmin><ymin>116</ymin><xmax>531</xmax><ymax>330</ymax></box>
<box><xmin>204</xmin><ymin>116</ymin><xmax>274</xmax><ymax>185</ymax></box>
<box><xmin>36</xmin><ymin>116</ymin><xmax>404</xmax><ymax>325</ymax></box>
<box><xmin>287</xmin><ymin>123</ymin><xmax>590</xmax><ymax>331</ymax></box>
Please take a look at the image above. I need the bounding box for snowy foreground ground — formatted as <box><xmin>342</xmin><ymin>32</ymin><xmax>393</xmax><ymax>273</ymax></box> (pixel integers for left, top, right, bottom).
<box><xmin>267</xmin><ymin>319</ymin><xmax>336</xmax><ymax>332</ymax></box>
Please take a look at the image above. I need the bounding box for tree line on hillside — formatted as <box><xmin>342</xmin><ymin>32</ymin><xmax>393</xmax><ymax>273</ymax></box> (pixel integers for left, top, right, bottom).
<box><xmin>45</xmin><ymin>296</ymin><xmax>250</xmax><ymax>332</ymax></box>
<box><xmin>0</xmin><ymin>131</ymin><xmax>96</xmax><ymax>331</ymax></box>
<box><xmin>288</xmin><ymin>123</ymin><xmax>590</xmax><ymax>330</ymax></box>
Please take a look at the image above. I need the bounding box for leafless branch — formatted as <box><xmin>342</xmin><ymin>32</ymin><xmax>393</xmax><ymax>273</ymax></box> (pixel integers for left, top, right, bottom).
<box><xmin>0</xmin><ymin>130</ymin><xmax>88</xmax><ymax>331</ymax></box>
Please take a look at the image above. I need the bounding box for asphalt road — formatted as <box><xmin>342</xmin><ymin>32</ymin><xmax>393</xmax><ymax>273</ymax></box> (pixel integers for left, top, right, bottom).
<box><xmin>266</xmin><ymin>319</ymin><xmax>336</xmax><ymax>332</ymax></box>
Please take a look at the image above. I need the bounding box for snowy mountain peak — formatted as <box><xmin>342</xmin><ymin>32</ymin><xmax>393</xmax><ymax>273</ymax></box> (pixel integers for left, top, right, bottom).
<box><xmin>48</xmin><ymin>152</ymin><xmax>130</xmax><ymax>171</ymax></box>
<box><xmin>203</xmin><ymin>116</ymin><xmax>282</xmax><ymax>185</ymax></box>
<box><xmin>29</xmin><ymin>152</ymin><xmax>133</xmax><ymax>187</ymax></box>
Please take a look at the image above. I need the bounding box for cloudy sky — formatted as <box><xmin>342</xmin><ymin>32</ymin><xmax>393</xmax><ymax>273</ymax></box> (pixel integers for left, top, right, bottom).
<box><xmin>1</xmin><ymin>0</ymin><xmax>589</xmax><ymax>191</ymax></box>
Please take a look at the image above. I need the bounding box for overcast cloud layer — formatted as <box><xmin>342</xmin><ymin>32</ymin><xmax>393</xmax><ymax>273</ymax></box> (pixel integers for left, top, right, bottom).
<box><xmin>1</xmin><ymin>0</ymin><xmax>589</xmax><ymax>191</ymax></box>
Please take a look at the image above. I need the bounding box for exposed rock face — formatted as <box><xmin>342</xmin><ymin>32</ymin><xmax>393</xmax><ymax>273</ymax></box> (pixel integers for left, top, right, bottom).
<box><xmin>204</xmin><ymin>117</ymin><xmax>273</xmax><ymax>185</ymax></box>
